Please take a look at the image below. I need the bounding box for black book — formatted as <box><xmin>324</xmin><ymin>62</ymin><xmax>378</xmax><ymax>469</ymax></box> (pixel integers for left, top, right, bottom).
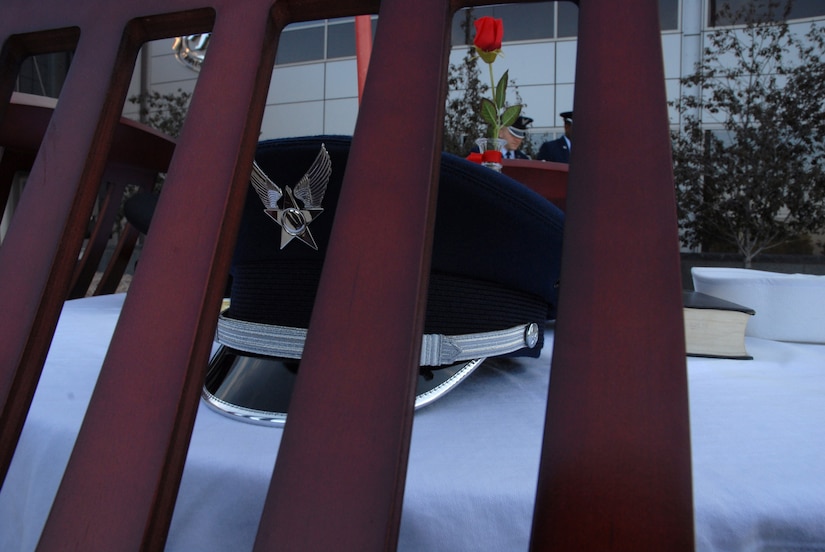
<box><xmin>683</xmin><ymin>291</ymin><xmax>756</xmax><ymax>360</ymax></box>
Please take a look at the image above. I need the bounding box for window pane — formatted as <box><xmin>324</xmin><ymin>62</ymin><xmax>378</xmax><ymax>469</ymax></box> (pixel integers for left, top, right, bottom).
<box><xmin>452</xmin><ymin>4</ymin><xmax>552</xmax><ymax>45</ymax></box>
<box><xmin>17</xmin><ymin>52</ymin><xmax>72</xmax><ymax>98</ymax></box>
<box><xmin>710</xmin><ymin>0</ymin><xmax>825</xmax><ymax>26</ymax></box>
<box><xmin>451</xmin><ymin>7</ymin><xmax>494</xmax><ymax>46</ymax></box>
<box><xmin>786</xmin><ymin>0</ymin><xmax>825</xmax><ymax>19</ymax></box>
<box><xmin>327</xmin><ymin>21</ymin><xmax>356</xmax><ymax>59</ymax></box>
<box><xmin>660</xmin><ymin>0</ymin><xmax>679</xmax><ymax>30</ymax></box>
<box><xmin>559</xmin><ymin>0</ymin><xmax>676</xmax><ymax>36</ymax></box>
<box><xmin>276</xmin><ymin>26</ymin><xmax>324</xmax><ymax>65</ymax></box>
<box><xmin>489</xmin><ymin>3</ymin><xmax>554</xmax><ymax>41</ymax></box>
<box><xmin>557</xmin><ymin>2</ymin><xmax>579</xmax><ymax>38</ymax></box>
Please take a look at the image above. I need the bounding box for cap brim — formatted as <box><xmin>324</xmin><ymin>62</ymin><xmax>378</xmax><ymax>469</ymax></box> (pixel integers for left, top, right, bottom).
<box><xmin>202</xmin><ymin>345</ymin><xmax>484</xmax><ymax>426</ymax></box>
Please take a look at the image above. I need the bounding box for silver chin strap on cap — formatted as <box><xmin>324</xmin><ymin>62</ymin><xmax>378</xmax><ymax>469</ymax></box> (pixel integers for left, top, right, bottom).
<box><xmin>215</xmin><ymin>315</ymin><xmax>541</xmax><ymax>366</ymax></box>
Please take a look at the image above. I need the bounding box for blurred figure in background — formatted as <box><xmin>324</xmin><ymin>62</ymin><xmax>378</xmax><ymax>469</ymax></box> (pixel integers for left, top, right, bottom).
<box><xmin>537</xmin><ymin>111</ymin><xmax>572</xmax><ymax>163</ymax></box>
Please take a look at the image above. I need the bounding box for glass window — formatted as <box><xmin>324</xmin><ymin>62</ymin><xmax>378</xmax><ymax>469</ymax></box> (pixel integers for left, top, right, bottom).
<box><xmin>710</xmin><ymin>0</ymin><xmax>825</xmax><ymax>26</ymax></box>
<box><xmin>559</xmin><ymin>0</ymin><xmax>677</xmax><ymax>37</ymax></box>
<box><xmin>659</xmin><ymin>0</ymin><xmax>679</xmax><ymax>30</ymax></box>
<box><xmin>489</xmin><ymin>3</ymin><xmax>554</xmax><ymax>41</ymax></box>
<box><xmin>276</xmin><ymin>25</ymin><xmax>324</xmax><ymax>65</ymax></box>
<box><xmin>276</xmin><ymin>17</ymin><xmax>375</xmax><ymax>64</ymax></box>
<box><xmin>452</xmin><ymin>9</ymin><xmax>477</xmax><ymax>46</ymax></box>
<box><xmin>557</xmin><ymin>2</ymin><xmax>578</xmax><ymax>38</ymax></box>
<box><xmin>791</xmin><ymin>0</ymin><xmax>825</xmax><ymax>19</ymax></box>
<box><xmin>453</xmin><ymin>1</ymin><xmax>677</xmax><ymax>44</ymax></box>
<box><xmin>16</xmin><ymin>52</ymin><xmax>72</xmax><ymax>98</ymax></box>
<box><xmin>452</xmin><ymin>3</ymin><xmax>554</xmax><ymax>45</ymax></box>
<box><xmin>327</xmin><ymin>20</ymin><xmax>356</xmax><ymax>59</ymax></box>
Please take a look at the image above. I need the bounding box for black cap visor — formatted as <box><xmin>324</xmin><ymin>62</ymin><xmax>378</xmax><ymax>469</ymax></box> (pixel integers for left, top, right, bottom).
<box><xmin>203</xmin><ymin>346</ymin><xmax>484</xmax><ymax>426</ymax></box>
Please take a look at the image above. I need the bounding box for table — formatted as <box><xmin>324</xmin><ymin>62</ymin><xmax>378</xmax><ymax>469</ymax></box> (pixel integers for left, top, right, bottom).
<box><xmin>1</xmin><ymin>294</ymin><xmax>824</xmax><ymax>551</ymax></box>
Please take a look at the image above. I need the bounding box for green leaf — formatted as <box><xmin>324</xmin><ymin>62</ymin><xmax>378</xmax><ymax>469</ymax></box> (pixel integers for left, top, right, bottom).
<box><xmin>480</xmin><ymin>98</ymin><xmax>499</xmax><ymax>126</ymax></box>
<box><xmin>495</xmin><ymin>70</ymin><xmax>509</xmax><ymax>108</ymax></box>
<box><xmin>499</xmin><ymin>104</ymin><xmax>522</xmax><ymax>128</ymax></box>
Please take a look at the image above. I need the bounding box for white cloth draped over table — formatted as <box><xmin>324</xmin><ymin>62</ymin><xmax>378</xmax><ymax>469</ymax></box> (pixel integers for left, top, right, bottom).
<box><xmin>1</xmin><ymin>294</ymin><xmax>824</xmax><ymax>551</ymax></box>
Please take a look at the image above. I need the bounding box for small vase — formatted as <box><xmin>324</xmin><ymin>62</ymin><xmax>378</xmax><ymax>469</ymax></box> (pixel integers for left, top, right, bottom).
<box><xmin>475</xmin><ymin>137</ymin><xmax>506</xmax><ymax>172</ymax></box>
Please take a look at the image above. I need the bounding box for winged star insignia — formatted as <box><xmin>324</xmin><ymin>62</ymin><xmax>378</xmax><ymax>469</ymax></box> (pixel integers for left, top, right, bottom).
<box><xmin>250</xmin><ymin>144</ymin><xmax>331</xmax><ymax>250</ymax></box>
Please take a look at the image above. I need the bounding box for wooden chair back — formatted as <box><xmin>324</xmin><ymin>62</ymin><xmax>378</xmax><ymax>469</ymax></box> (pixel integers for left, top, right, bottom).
<box><xmin>0</xmin><ymin>0</ymin><xmax>693</xmax><ymax>550</ymax></box>
<box><xmin>1</xmin><ymin>92</ymin><xmax>174</xmax><ymax>297</ymax></box>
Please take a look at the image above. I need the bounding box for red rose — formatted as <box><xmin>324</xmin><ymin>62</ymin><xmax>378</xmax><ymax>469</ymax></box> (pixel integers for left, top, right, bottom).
<box><xmin>473</xmin><ymin>17</ymin><xmax>503</xmax><ymax>53</ymax></box>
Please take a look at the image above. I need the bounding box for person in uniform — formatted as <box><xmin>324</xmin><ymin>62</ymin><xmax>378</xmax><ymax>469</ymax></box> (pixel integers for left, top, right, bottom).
<box><xmin>537</xmin><ymin>111</ymin><xmax>573</xmax><ymax>163</ymax></box>
<box><xmin>472</xmin><ymin>115</ymin><xmax>534</xmax><ymax>159</ymax></box>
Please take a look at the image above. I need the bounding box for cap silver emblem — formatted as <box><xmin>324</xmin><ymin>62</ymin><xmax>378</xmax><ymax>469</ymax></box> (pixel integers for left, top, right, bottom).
<box><xmin>172</xmin><ymin>34</ymin><xmax>210</xmax><ymax>72</ymax></box>
<box><xmin>250</xmin><ymin>144</ymin><xmax>332</xmax><ymax>250</ymax></box>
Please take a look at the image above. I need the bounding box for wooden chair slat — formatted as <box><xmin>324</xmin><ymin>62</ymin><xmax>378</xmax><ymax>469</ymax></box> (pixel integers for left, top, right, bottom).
<box><xmin>530</xmin><ymin>1</ymin><xmax>694</xmax><ymax>549</ymax></box>
<box><xmin>254</xmin><ymin>0</ymin><xmax>449</xmax><ymax>549</ymax></box>
<box><xmin>0</xmin><ymin>22</ymin><xmax>134</xmax><ymax>483</ymax></box>
<box><xmin>34</xmin><ymin>6</ymin><xmax>275</xmax><ymax>549</ymax></box>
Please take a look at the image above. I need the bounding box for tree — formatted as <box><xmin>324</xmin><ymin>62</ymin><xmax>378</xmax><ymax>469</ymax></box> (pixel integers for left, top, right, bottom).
<box><xmin>443</xmin><ymin>9</ymin><xmax>489</xmax><ymax>156</ymax></box>
<box><xmin>671</xmin><ymin>0</ymin><xmax>825</xmax><ymax>267</ymax></box>
<box><xmin>128</xmin><ymin>88</ymin><xmax>192</xmax><ymax>139</ymax></box>
<box><xmin>111</xmin><ymin>89</ymin><xmax>192</xmax><ymax>232</ymax></box>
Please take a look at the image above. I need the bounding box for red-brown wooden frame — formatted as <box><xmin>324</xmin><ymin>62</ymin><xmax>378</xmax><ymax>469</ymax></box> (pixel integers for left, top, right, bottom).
<box><xmin>0</xmin><ymin>0</ymin><xmax>694</xmax><ymax>550</ymax></box>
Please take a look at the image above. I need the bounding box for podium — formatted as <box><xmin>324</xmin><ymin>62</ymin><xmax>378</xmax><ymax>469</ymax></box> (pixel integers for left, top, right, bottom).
<box><xmin>501</xmin><ymin>159</ymin><xmax>568</xmax><ymax>211</ymax></box>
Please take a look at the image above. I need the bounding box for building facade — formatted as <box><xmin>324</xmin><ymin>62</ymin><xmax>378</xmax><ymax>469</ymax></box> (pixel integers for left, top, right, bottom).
<box><xmin>5</xmin><ymin>0</ymin><xmax>823</xmax><ymax>250</ymax></box>
<box><xmin>5</xmin><ymin>1</ymin><xmax>824</xmax><ymax>249</ymax></box>
<box><xmin>123</xmin><ymin>0</ymin><xmax>825</xmax><ymax>149</ymax></box>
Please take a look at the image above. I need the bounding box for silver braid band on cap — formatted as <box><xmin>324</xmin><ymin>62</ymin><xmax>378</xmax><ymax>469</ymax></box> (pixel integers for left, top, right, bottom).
<box><xmin>216</xmin><ymin>315</ymin><xmax>540</xmax><ymax>366</ymax></box>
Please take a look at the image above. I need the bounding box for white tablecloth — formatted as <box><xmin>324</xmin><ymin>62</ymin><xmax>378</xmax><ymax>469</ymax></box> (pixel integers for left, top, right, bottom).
<box><xmin>1</xmin><ymin>294</ymin><xmax>824</xmax><ymax>551</ymax></box>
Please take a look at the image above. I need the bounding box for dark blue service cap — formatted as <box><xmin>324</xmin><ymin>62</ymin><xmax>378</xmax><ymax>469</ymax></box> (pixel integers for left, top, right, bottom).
<box><xmin>227</xmin><ymin>135</ymin><xmax>563</xmax><ymax>328</ymax></box>
<box><xmin>507</xmin><ymin>115</ymin><xmax>533</xmax><ymax>139</ymax></box>
<box><xmin>205</xmin><ymin>135</ymin><xmax>565</xmax><ymax>424</ymax></box>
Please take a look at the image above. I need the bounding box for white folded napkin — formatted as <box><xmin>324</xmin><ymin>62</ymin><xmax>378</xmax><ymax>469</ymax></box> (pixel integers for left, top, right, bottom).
<box><xmin>692</xmin><ymin>267</ymin><xmax>825</xmax><ymax>343</ymax></box>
